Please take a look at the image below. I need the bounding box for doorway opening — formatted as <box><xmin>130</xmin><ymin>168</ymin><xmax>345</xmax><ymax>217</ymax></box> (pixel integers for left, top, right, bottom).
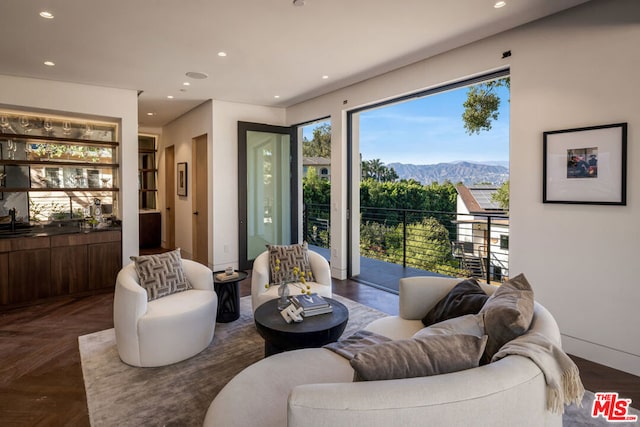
<box><xmin>348</xmin><ymin>70</ymin><xmax>510</xmax><ymax>292</ymax></box>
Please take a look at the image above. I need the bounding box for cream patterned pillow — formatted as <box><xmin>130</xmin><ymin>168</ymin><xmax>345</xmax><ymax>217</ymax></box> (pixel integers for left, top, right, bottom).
<box><xmin>130</xmin><ymin>248</ymin><xmax>192</xmax><ymax>301</ymax></box>
<box><xmin>267</xmin><ymin>242</ymin><xmax>315</xmax><ymax>283</ymax></box>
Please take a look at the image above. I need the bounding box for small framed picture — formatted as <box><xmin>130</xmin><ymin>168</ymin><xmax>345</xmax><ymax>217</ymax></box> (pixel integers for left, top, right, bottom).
<box><xmin>543</xmin><ymin>123</ymin><xmax>627</xmax><ymax>205</ymax></box>
<box><xmin>177</xmin><ymin>162</ymin><xmax>187</xmax><ymax>196</ymax></box>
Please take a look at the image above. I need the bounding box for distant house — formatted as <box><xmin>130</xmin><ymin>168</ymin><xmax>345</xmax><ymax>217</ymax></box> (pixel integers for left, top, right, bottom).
<box><xmin>454</xmin><ymin>184</ymin><xmax>509</xmax><ymax>282</ymax></box>
<box><xmin>303</xmin><ymin>157</ymin><xmax>331</xmax><ymax>181</ymax></box>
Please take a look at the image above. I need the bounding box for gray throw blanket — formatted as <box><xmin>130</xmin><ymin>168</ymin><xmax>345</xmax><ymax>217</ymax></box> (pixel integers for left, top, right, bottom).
<box><xmin>324</xmin><ymin>329</ymin><xmax>391</xmax><ymax>359</ymax></box>
<box><xmin>491</xmin><ymin>331</ymin><xmax>585</xmax><ymax>414</ymax></box>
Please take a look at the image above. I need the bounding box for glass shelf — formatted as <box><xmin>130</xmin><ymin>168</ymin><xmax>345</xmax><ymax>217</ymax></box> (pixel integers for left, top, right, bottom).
<box><xmin>0</xmin><ymin>110</ymin><xmax>119</xmax><ymax>224</ymax></box>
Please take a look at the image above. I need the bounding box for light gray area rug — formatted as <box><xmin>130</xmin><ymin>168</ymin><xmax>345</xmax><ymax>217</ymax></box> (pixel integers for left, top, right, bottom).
<box><xmin>79</xmin><ymin>295</ymin><xmax>387</xmax><ymax>426</ymax></box>
<box><xmin>80</xmin><ymin>295</ymin><xmax>638</xmax><ymax>427</ymax></box>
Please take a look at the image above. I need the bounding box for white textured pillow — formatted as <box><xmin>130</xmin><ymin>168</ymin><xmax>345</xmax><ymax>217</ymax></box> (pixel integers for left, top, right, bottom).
<box><xmin>413</xmin><ymin>313</ymin><xmax>485</xmax><ymax>339</ymax></box>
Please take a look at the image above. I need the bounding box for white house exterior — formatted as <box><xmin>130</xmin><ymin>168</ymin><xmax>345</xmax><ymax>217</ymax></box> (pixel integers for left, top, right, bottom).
<box><xmin>455</xmin><ymin>184</ymin><xmax>509</xmax><ymax>282</ymax></box>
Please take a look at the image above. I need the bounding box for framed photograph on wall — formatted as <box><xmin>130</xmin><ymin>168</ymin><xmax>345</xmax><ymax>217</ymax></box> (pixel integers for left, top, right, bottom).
<box><xmin>543</xmin><ymin>122</ymin><xmax>627</xmax><ymax>205</ymax></box>
<box><xmin>177</xmin><ymin>162</ymin><xmax>187</xmax><ymax>196</ymax></box>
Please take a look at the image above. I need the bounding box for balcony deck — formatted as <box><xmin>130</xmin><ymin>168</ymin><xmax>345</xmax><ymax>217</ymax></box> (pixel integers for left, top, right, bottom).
<box><xmin>310</xmin><ymin>245</ymin><xmax>446</xmax><ymax>294</ymax></box>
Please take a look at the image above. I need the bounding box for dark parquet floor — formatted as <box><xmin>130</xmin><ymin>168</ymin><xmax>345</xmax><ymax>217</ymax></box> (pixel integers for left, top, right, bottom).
<box><xmin>0</xmin><ymin>271</ymin><xmax>638</xmax><ymax>426</ymax></box>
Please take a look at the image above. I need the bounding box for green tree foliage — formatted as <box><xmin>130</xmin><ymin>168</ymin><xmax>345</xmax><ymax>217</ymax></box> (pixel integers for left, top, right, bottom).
<box><xmin>491</xmin><ymin>180</ymin><xmax>509</xmax><ymax>211</ymax></box>
<box><xmin>361</xmin><ymin>158</ymin><xmax>399</xmax><ymax>182</ymax></box>
<box><xmin>462</xmin><ymin>77</ymin><xmax>510</xmax><ymax>135</ymax></box>
<box><xmin>303</xmin><ymin>123</ymin><xmax>331</xmax><ymax>158</ymax></box>
<box><xmin>360</xmin><ymin>217</ymin><xmax>462</xmax><ymax>277</ymax></box>
<box><xmin>302</xmin><ymin>167</ymin><xmax>331</xmax><ymax>207</ymax></box>
<box><xmin>360</xmin><ymin>179</ymin><xmax>456</xmax><ymax>213</ymax></box>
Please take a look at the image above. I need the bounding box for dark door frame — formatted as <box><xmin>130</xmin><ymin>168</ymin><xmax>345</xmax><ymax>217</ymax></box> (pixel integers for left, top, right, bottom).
<box><xmin>238</xmin><ymin>121</ymin><xmax>297</xmax><ymax>270</ymax></box>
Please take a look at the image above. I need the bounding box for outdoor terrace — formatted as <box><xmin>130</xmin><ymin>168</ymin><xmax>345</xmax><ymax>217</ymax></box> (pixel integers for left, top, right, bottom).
<box><xmin>305</xmin><ymin>203</ymin><xmax>509</xmax><ymax>293</ymax></box>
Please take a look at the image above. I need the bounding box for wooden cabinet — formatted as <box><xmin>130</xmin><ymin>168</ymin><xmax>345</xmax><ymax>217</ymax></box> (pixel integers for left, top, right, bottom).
<box><xmin>88</xmin><ymin>239</ymin><xmax>122</xmax><ymax>290</ymax></box>
<box><xmin>9</xmin><ymin>248</ymin><xmax>51</xmax><ymax>303</ymax></box>
<box><xmin>0</xmin><ymin>252</ymin><xmax>9</xmax><ymax>305</ymax></box>
<box><xmin>139</xmin><ymin>211</ymin><xmax>161</xmax><ymax>249</ymax></box>
<box><xmin>0</xmin><ymin>230</ymin><xmax>121</xmax><ymax>309</ymax></box>
<box><xmin>51</xmin><ymin>245</ymin><xmax>87</xmax><ymax>295</ymax></box>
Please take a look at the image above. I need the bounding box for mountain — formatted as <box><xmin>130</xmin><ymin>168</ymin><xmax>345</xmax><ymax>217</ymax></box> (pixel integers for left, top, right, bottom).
<box><xmin>387</xmin><ymin>161</ymin><xmax>509</xmax><ymax>186</ymax></box>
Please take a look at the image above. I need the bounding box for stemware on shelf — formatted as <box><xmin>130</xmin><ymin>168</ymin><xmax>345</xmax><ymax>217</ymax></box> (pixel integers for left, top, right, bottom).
<box><xmin>62</xmin><ymin>121</ymin><xmax>72</xmax><ymax>135</ymax></box>
<box><xmin>0</xmin><ymin>115</ymin><xmax>12</xmax><ymax>133</ymax></box>
<box><xmin>43</xmin><ymin>118</ymin><xmax>54</xmax><ymax>135</ymax></box>
<box><xmin>19</xmin><ymin>116</ymin><xmax>32</xmax><ymax>133</ymax></box>
<box><xmin>83</xmin><ymin>123</ymin><xmax>93</xmax><ymax>138</ymax></box>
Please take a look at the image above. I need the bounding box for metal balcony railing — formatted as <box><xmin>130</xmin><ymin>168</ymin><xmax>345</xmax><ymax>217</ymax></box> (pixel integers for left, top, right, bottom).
<box><xmin>304</xmin><ymin>203</ymin><xmax>510</xmax><ymax>284</ymax></box>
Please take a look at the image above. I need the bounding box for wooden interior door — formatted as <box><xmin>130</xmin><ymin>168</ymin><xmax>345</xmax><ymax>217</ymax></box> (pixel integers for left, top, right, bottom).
<box><xmin>192</xmin><ymin>135</ymin><xmax>209</xmax><ymax>266</ymax></box>
<box><xmin>164</xmin><ymin>145</ymin><xmax>176</xmax><ymax>249</ymax></box>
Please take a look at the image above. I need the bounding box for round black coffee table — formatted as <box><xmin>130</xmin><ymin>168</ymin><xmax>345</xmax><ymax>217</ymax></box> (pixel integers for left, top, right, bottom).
<box><xmin>254</xmin><ymin>297</ymin><xmax>349</xmax><ymax>357</ymax></box>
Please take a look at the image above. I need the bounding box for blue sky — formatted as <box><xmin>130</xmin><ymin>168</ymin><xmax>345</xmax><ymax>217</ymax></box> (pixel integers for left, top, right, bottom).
<box><xmin>304</xmin><ymin>83</ymin><xmax>510</xmax><ymax>166</ymax></box>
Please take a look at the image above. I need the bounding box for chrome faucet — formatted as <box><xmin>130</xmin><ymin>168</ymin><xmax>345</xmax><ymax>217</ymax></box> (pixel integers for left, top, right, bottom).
<box><xmin>8</xmin><ymin>208</ymin><xmax>16</xmax><ymax>232</ymax></box>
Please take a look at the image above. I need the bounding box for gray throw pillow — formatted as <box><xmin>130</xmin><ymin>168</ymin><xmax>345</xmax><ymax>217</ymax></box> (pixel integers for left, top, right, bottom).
<box><xmin>421</xmin><ymin>278</ymin><xmax>489</xmax><ymax>326</ymax></box>
<box><xmin>413</xmin><ymin>313</ymin><xmax>485</xmax><ymax>339</ymax></box>
<box><xmin>350</xmin><ymin>334</ymin><xmax>488</xmax><ymax>382</ymax></box>
<box><xmin>479</xmin><ymin>273</ymin><xmax>534</xmax><ymax>362</ymax></box>
<box><xmin>130</xmin><ymin>248</ymin><xmax>192</xmax><ymax>301</ymax></box>
<box><xmin>267</xmin><ymin>242</ymin><xmax>315</xmax><ymax>283</ymax></box>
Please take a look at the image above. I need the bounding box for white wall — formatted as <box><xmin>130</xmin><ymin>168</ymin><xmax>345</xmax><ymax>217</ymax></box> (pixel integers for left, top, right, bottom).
<box><xmin>160</xmin><ymin>100</ymin><xmax>285</xmax><ymax>271</ymax></box>
<box><xmin>286</xmin><ymin>0</ymin><xmax>640</xmax><ymax>375</ymax></box>
<box><xmin>160</xmin><ymin>101</ymin><xmax>213</xmax><ymax>262</ymax></box>
<box><xmin>210</xmin><ymin>101</ymin><xmax>285</xmax><ymax>271</ymax></box>
<box><xmin>0</xmin><ymin>74</ymin><xmax>139</xmax><ymax>265</ymax></box>
<box><xmin>508</xmin><ymin>0</ymin><xmax>640</xmax><ymax>375</ymax></box>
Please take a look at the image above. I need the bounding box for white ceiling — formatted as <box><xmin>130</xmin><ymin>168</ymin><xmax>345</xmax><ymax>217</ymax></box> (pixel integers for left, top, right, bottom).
<box><xmin>0</xmin><ymin>0</ymin><xmax>590</xmax><ymax>128</ymax></box>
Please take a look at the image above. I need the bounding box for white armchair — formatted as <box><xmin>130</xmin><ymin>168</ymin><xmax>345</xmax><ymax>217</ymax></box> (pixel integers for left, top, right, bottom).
<box><xmin>113</xmin><ymin>258</ymin><xmax>217</xmax><ymax>367</ymax></box>
<box><xmin>251</xmin><ymin>249</ymin><xmax>332</xmax><ymax>312</ymax></box>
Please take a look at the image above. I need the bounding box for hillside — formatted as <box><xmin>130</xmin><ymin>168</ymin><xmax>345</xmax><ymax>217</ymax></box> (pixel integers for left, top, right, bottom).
<box><xmin>388</xmin><ymin>161</ymin><xmax>509</xmax><ymax>186</ymax></box>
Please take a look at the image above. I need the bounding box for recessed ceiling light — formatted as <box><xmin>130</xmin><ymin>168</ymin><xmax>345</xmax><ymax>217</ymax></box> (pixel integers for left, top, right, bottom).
<box><xmin>39</xmin><ymin>11</ymin><xmax>54</xmax><ymax>19</ymax></box>
<box><xmin>183</xmin><ymin>82</ymin><xmax>191</xmax><ymax>86</ymax></box>
<box><xmin>167</xmin><ymin>95</ymin><xmax>174</xmax><ymax>99</ymax></box>
<box><xmin>322</xmin><ymin>75</ymin><xmax>329</xmax><ymax>79</ymax></box>
<box><xmin>217</xmin><ymin>52</ymin><xmax>227</xmax><ymax>57</ymax></box>
<box><xmin>44</xmin><ymin>61</ymin><xmax>55</xmax><ymax>66</ymax></box>
<box><xmin>293</xmin><ymin>0</ymin><xmax>305</xmax><ymax>6</ymax></box>
<box><xmin>147</xmin><ymin>112</ymin><xmax>155</xmax><ymax>116</ymax></box>
<box><xmin>494</xmin><ymin>1</ymin><xmax>506</xmax><ymax>8</ymax></box>
<box><xmin>185</xmin><ymin>71</ymin><xmax>208</xmax><ymax>80</ymax></box>
<box><xmin>274</xmin><ymin>95</ymin><xmax>280</xmax><ymax>99</ymax></box>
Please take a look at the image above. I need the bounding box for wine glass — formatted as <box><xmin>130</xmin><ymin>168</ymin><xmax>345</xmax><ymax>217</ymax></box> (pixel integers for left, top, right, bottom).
<box><xmin>62</xmin><ymin>121</ymin><xmax>72</xmax><ymax>135</ymax></box>
<box><xmin>83</xmin><ymin>123</ymin><xmax>93</xmax><ymax>138</ymax></box>
<box><xmin>43</xmin><ymin>118</ymin><xmax>54</xmax><ymax>135</ymax></box>
<box><xmin>7</xmin><ymin>139</ymin><xmax>15</xmax><ymax>160</ymax></box>
<box><xmin>0</xmin><ymin>115</ymin><xmax>10</xmax><ymax>133</ymax></box>
<box><xmin>19</xmin><ymin>116</ymin><xmax>32</xmax><ymax>133</ymax></box>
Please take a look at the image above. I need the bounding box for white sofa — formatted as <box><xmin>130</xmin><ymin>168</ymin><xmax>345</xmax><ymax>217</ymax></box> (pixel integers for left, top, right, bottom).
<box><xmin>204</xmin><ymin>276</ymin><xmax>562</xmax><ymax>427</ymax></box>
<box><xmin>114</xmin><ymin>259</ymin><xmax>217</xmax><ymax>367</ymax></box>
<box><xmin>251</xmin><ymin>249</ymin><xmax>332</xmax><ymax>312</ymax></box>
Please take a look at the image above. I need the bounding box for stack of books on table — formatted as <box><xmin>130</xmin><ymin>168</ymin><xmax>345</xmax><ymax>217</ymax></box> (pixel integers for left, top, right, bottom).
<box><xmin>290</xmin><ymin>293</ymin><xmax>333</xmax><ymax>317</ymax></box>
<box><xmin>215</xmin><ymin>271</ymin><xmax>239</xmax><ymax>282</ymax></box>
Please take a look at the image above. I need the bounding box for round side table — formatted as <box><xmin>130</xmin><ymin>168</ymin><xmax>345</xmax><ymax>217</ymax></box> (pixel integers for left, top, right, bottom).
<box><xmin>213</xmin><ymin>271</ymin><xmax>248</xmax><ymax>323</ymax></box>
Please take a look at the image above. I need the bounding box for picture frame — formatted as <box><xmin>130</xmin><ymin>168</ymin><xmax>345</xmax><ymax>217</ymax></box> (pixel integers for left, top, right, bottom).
<box><xmin>177</xmin><ymin>162</ymin><xmax>187</xmax><ymax>196</ymax></box>
<box><xmin>543</xmin><ymin>123</ymin><xmax>627</xmax><ymax>205</ymax></box>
